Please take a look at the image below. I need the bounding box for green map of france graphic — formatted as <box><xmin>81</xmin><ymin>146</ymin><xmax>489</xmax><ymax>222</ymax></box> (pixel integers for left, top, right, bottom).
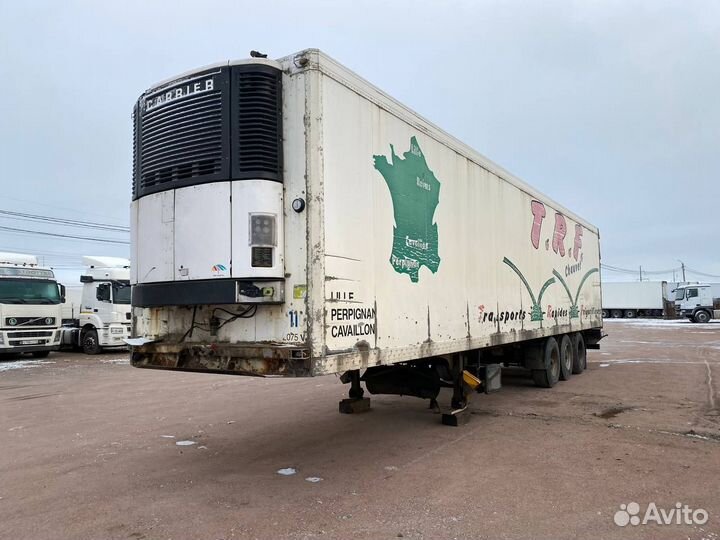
<box><xmin>373</xmin><ymin>136</ymin><xmax>441</xmax><ymax>283</ymax></box>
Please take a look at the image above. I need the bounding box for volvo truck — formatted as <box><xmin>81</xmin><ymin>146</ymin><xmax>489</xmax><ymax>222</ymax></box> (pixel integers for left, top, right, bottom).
<box><xmin>129</xmin><ymin>49</ymin><xmax>603</xmax><ymax>424</ymax></box>
<box><xmin>0</xmin><ymin>252</ymin><xmax>63</xmax><ymax>358</ymax></box>
<box><xmin>60</xmin><ymin>256</ymin><xmax>131</xmax><ymax>354</ymax></box>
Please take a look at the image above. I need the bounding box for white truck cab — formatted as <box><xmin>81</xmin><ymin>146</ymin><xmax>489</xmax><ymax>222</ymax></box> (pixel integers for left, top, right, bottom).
<box><xmin>0</xmin><ymin>252</ymin><xmax>64</xmax><ymax>357</ymax></box>
<box><xmin>61</xmin><ymin>256</ymin><xmax>131</xmax><ymax>354</ymax></box>
<box><xmin>674</xmin><ymin>283</ymin><xmax>719</xmax><ymax>323</ymax></box>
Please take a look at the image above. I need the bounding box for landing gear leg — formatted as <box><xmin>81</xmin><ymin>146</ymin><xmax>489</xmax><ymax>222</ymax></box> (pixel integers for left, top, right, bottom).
<box><xmin>442</xmin><ymin>354</ymin><xmax>472</xmax><ymax>426</ymax></box>
<box><xmin>339</xmin><ymin>369</ymin><xmax>371</xmax><ymax>414</ymax></box>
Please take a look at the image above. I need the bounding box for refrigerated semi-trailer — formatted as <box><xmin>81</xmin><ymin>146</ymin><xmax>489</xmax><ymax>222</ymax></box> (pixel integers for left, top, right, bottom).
<box><xmin>129</xmin><ymin>49</ymin><xmax>603</xmax><ymax>422</ymax></box>
<box><xmin>601</xmin><ymin>281</ymin><xmax>669</xmax><ymax>318</ymax></box>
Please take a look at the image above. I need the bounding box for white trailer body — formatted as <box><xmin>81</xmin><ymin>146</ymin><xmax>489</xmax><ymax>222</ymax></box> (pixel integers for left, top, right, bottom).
<box><xmin>602</xmin><ymin>281</ymin><xmax>667</xmax><ymax>318</ymax></box>
<box><xmin>0</xmin><ymin>252</ymin><xmax>63</xmax><ymax>357</ymax></box>
<box><xmin>130</xmin><ymin>49</ymin><xmax>602</xmax><ymax>390</ymax></box>
<box><xmin>61</xmin><ymin>286</ymin><xmax>83</xmax><ymax>323</ymax></box>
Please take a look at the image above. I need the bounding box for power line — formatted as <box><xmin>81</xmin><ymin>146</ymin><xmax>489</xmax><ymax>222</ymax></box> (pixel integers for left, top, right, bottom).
<box><xmin>602</xmin><ymin>263</ymin><xmax>720</xmax><ymax>280</ymax></box>
<box><xmin>0</xmin><ymin>225</ymin><xmax>129</xmax><ymax>245</ymax></box>
<box><xmin>685</xmin><ymin>267</ymin><xmax>720</xmax><ymax>279</ymax></box>
<box><xmin>0</xmin><ymin>209</ymin><xmax>129</xmax><ymax>232</ymax></box>
<box><xmin>2</xmin><ymin>195</ymin><xmax>129</xmax><ymax>226</ymax></box>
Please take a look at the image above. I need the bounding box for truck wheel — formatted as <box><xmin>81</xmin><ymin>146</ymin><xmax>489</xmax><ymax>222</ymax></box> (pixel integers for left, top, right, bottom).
<box><xmin>532</xmin><ymin>337</ymin><xmax>560</xmax><ymax>388</ymax></box>
<box><xmin>601</xmin><ymin>309</ymin><xmax>609</xmax><ymax>318</ymax></box>
<box><xmin>571</xmin><ymin>333</ymin><xmax>587</xmax><ymax>374</ymax></box>
<box><xmin>624</xmin><ymin>310</ymin><xmax>636</xmax><ymax>318</ymax></box>
<box><xmin>611</xmin><ymin>309</ymin><xmax>622</xmax><ymax>318</ymax></box>
<box><xmin>31</xmin><ymin>351</ymin><xmax>50</xmax><ymax>359</ymax></box>
<box><xmin>559</xmin><ymin>335</ymin><xmax>573</xmax><ymax>381</ymax></box>
<box><xmin>82</xmin><ymin>329</ymin><xmax>102</xmax><ymax>355</ymax></box>
<box><xmin>694</xmin><ymin>310</ymin><xmax>711</xmax><ymax>324</ymax></box>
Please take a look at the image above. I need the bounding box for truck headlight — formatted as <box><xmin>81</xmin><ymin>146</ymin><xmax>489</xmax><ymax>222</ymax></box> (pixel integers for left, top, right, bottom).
<box><xmin>110</xmin><ymin>327</ymin><xmax>123</xmax><ymax>334</ymax></box>
<box><xmin>8</xmin><ymin>318</ymin><xmax>17</xmax><ymax>326</ymax></box>
<box><xmin>45</xmin><ymin>317</ymin><xmax>54</xmax><ymax>325</ymax></box>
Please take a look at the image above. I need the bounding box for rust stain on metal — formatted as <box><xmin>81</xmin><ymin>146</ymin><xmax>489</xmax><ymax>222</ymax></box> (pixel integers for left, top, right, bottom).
<box><xmin>132</xmin><ymin>343</ymin><xmax>312</xmax><ymax>377</ymax></box>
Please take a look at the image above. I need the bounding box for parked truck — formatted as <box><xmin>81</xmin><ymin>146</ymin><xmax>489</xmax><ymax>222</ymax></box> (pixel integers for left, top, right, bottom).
<box><xmin>602</xmin><ymin>281</ymin><xmax>670</xmax><ymax>318</ymax></box>
<box><xmin>60</xmin><ymin>256</ymin><xmax>131</xmax><ymax>354</ymax></box>
<box><xmin>0</xmin><ymin>252</ymin><xmax>64</xmax><ymax>358</ymax></box>
<box><xmin>129</xmin><ymin>49</ymin><xmax>603</xmax><ymax>423</ymax></box>
<box><xmin>673</xmin><ymin>283</ymin><xmax>720</xmax><ymax>323</ymax></box>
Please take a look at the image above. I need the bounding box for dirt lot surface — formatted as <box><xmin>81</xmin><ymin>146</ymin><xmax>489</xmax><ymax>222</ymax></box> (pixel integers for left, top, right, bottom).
<box><xmin>1</xmin><ymin>320</ymin><xmax>719</xmax><ymax>540</ymax></box>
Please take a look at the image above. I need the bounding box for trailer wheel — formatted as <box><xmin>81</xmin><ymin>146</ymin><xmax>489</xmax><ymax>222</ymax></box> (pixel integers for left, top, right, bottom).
<box><xmin>601</xmin><ymin>309</ymin><xmax>609</xmax><ymax>318</ymax></box>
<box><xmin>694</xmin><ymin>310</ymin><xmax>711</xmax><ymax>324</ymax></box>
<box><xmin>624</xmin><ymin>310</ymin><xmax>636</xmax><ymax>318</ymax></box>
<box><xmin>82</xmin><ymin>328</ymin><xmax>102</xmax><ymax>355</ymax></box>
<box><xmin>571</xmin><ymin>333</ymin><xmax>587</xmax><ymax>374</ymax></box>
<box><xmin>532</xmin><ymin>337</ymin><xmax>560</xmax><ymax>388</ymax></box>
<box><xmin>559</xmin><ymin>335</ymin><xmax>573</xmax><ymax>381</ymax></box>
<box><xmin>31</xmin><ymin>351</ymin><xmax>50</xmax><ymax>358</ymax></box>
<box><xmin>611</xmin><ymin>309</ymin><xmax>623</xmax><ymax>318</ymax></box>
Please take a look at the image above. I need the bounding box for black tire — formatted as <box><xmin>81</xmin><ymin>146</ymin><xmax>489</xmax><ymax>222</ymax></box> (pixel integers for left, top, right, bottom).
<box><xmin>611</xmin><ymin>309</ymin><xmax>623</xmax><ymax>318</ymax></box>
<box><xmin>572</xmin><ymin>333</ymin><xmax>587</xmax><ymax>374</ymax></box>
<box><xmin>559</xmin><ymin>334</ymin><xmax>573</xmax><ymax>381</ymax></box>
<box><xmin>694</xmin><ymin>310</ymin><xmax>711</xmax><ymax>324</ymax></box>
<box><xmin>31</xmin><ymin>351</ymin><xmax>50</xmax><ymax>359</ymax></box>
<box><xmin>82</xmin><ymin>328</ymin><xmax>102</xmax><ymax>355</ymax></box>
<box><xmin>624</xmin><ymin>310</ymin><xmax>636</xmax><ymax>319</ymax></box>
<box><xmin>601</xmin><ymin>309</ymin><xmax>609</xmax><ymax>318</ymax></box>
<box><xmin>532</xmin><ymin>337</ymin><xmax>560</xmax><ymax>388</ymax></box>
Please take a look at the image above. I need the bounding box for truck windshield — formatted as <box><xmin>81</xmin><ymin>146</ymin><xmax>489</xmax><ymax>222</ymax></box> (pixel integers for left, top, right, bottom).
<box><xmin>0</xmin><ymin>279</ymin><xmax>61</xmax><ymax>304</ymax></box>
<box><xmin>112</xmin><ymin>281</ymin><xmax>131</xmax><ymax>305</ymax></box>
<box><xmin>675</xmin><ymin>289</ymin><xmax>685</xmax><ymax>301</ymax></box>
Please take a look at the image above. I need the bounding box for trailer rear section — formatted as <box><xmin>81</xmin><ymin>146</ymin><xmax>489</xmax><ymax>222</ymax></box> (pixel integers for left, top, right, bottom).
<box><xmin>129</xmin><ymin>50</ymin><xmax>603</xmax><ymax>423</ymax></box>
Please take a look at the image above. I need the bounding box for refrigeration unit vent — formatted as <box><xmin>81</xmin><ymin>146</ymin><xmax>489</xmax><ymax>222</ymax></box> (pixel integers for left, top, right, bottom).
<box><xmin>231</xmin><ymin>66</ymin><xmax>282</xmax><ymax>181</ymax></box>
<box><xmin>251</xmin><ymin>247</ymin><xmax>273</xmax><ymax>268</ymax></box>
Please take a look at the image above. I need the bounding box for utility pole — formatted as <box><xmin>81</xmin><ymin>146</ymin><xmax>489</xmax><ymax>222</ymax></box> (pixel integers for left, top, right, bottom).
<box><xmin>639</xmin><ymin>266</ymin><xmax>643</xmax><ymax>282</ymax></box>
<box><xmin>677</xmin><ymin>260</ymin><xmax>686</xmax><ymax>282</ymax></box>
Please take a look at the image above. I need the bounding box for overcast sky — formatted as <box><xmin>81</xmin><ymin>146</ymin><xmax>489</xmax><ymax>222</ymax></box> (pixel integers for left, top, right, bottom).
<box><xmin>1</xmin><ymin>0</ymin><xmax>718</xmax><ymax>285</ymax></box>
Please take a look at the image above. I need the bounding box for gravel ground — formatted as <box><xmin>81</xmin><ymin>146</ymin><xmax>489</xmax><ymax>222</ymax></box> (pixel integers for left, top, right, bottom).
<box><xmin>1</xmin><ymin>320</ymin><xmax>719</xmax><ymax>539</ymax></box>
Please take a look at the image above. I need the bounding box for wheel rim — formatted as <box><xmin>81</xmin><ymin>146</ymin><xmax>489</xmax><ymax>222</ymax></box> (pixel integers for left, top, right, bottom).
<box><xmin>550</xmin><ymin>348</ymin><xmax>560</xmax><ymax>377</ymax></box>
<box><xmin>562</xmin><ymin>342</ymin><xmax>572</xmax><ymax>372</ymax></box>
<box><xmin>85</xmin><ymin>335</ymin><xmax>96</xmax><ymax>349</ymax></box>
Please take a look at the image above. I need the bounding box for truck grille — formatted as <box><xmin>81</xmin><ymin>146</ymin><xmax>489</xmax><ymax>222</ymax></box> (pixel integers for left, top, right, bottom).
<box><xmin>7</xmin><ymin>331</ymin><xmax>54</xmax><ymax>338</ymax></box>
<box><xmin>5</xmin><ymin>317</ymin><xmax>55</xmax><ymax>327</ymax></box>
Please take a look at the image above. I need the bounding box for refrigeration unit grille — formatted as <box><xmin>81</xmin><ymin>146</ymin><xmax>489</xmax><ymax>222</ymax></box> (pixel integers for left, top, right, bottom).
<box><xmin>136</xmin><ymin>79</ymin><xmax>226</xmax><ymax>197</ymax></box>
<box><xmin>232</xmin><ymin>67</ymin><xmax>282</xmax><ymax>180</ymax></box>
<box><xmin>133</xmin><ymin>64</ymin><xmax>283</xmax><ymax>200</ymax></box>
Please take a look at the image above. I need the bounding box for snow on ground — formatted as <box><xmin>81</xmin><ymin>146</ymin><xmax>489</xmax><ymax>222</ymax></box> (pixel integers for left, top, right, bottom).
<box><xmin>603</xmin><ymin>318</ymin><xmax>720</xmax><ymax>329</ymax></box>
<box><xmin>0</xmin><ymin>360</ymin><xmax>55</xmax><ymax>372</ymax></box>
<box><xmin>100</xmin><ymin>357</ymin><xmax>130</xmax><ymax>364</ymax></box>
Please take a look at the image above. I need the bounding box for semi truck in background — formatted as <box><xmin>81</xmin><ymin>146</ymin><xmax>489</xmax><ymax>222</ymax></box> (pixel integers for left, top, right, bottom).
<box><xmin>601</xmin><ymin>281</ymin><xmax>671</xmax><ymax>318</ymax></box>
<box><xmin>673</xmin><ymin>283</ymin><xmax>720</xmax><ymax>323</ymax></box>
<box><xmin>128</xmin><ymin>49</ymin><xmax>603</xmax><ymax>424</ymax></box>
<box><xmin>60</xmin><ymin>256</ymin><xmax>131</xmax><ymax>354</ymax></box>
<box><xmin>0</xmin><ymin>252</ymin><xmax>64</xmax><ymax>358</ymax></box>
